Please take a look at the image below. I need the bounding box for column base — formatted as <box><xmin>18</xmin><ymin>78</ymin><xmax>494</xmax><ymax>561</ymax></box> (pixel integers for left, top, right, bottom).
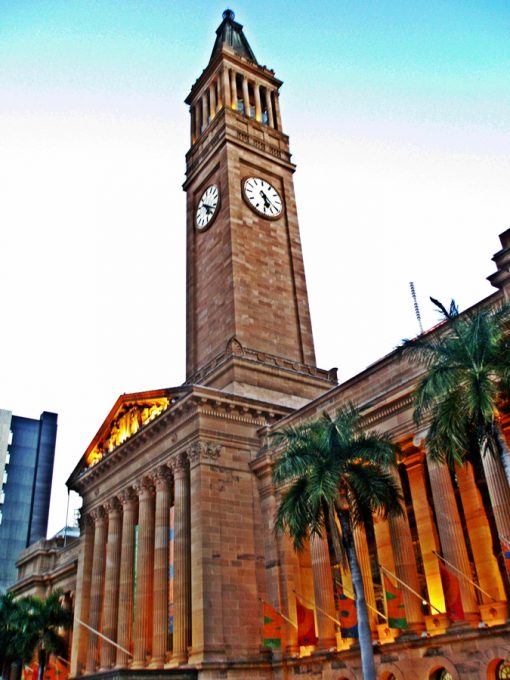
<box><xmin>129</xmin><ymin>661</ymin><xmax>147</xmax><ymax>670</ymax></box>
<box><xmin>480</xmin><ymin>600</ymin><xmax>508</xmax><ymax>626</ymax></box>
<box><xmin>166</xmin><ymin>655</ymin><xmax>188</xmax><ymax>668</ymax></box>
<box><xmin>187</xmin><ymin>644</ymin><xmax>226</xmax><ymax>665</ymax></box>
<box><xmin>313</xmin><ymin>638</ymin><xmax>337</xmax><ymax>652</ymax></box>
<box><xmin>425</xmin><ymin>613</ymin><xmax>449</xmax><ymax>636</ymax></box>
<box><xmin>147</xmin><ymin>658</ymin><xmax>165</xmax><ymax>669</ymax></box>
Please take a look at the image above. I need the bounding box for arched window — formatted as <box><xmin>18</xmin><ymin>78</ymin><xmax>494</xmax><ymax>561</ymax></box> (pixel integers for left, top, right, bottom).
<box><xmin>431</xmin><ymin>670</ymin><xmax>453</xmax><ymax>680</ymax></box>
<box><xmin>497</xmin><ymin>660</ymin><xmax>510</xmax><ymax>679</ymax></box>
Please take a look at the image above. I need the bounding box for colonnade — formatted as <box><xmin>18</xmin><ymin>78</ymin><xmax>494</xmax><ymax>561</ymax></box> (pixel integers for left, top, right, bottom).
<box><xmin>190</xmin><ymin>65</ymin><xmax>282</xmax><ymax>142</ymax></box>
<box><xmin>72</xmin><ymin>456</ymin><xmax>191</xmax><ymax>676</ymax></box>
<box><xmin>71</xmin><ymin>432</ymin><xmax>510</xmax><ymax>674</ymax></box>
<box><xmin>261</xmin><ymin>440</ymin><xmax>510</xmax><ymax>652</ymax></box>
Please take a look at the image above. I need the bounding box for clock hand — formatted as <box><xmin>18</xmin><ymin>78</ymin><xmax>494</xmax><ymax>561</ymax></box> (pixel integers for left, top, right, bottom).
<box><xmin>260</xmin><ymin>190</ymin><xmax>274</xmax><ymax>210</ymax></box>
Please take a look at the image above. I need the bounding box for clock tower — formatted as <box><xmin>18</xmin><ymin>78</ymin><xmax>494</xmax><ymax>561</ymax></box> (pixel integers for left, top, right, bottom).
<box><xmin>184</xmin><ymin>10</ymin><xmax>336</xmax><ymax>405</ymax></box>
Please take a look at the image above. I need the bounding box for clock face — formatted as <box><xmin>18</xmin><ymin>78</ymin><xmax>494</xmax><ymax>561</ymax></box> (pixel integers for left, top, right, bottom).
<box><xmin>243</xmin><ymin>177</ymin><xmax>283</xmax><ymax>218</ymax></box>
<box><xmin>195</xmin><ymin>184</ymin><xmax>220</xmax><ymax>231</ymax></box>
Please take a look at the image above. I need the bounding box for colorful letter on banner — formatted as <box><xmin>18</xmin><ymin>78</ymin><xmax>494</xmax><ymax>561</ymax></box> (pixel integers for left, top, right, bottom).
<box><xmin>439</xmin><ymin>561</ymin><xmax>465</xmax><ymax>622</ymax></box>
<box><xmin>337</xmin><ymin>592</ymin><xmax>358</xmax><ymax>638</ymax></box>
<box><xmin>262</xmin><ymin>601</ymin><xmax>283</xmax><ymax>649</ymax></box>
<box><xmin>383</xmin><ymin>574</ymin><xmax>407</xmax><ymax>629</ymax></box>
<box><xmin>43</xmin><ymin>657</ymin><xmax>68</xmax><ymax>680</ymax></box>
<box><xmin>168</xmin><ymin>506</ymin><xmax>174</xmax><ymax>636</ymax></box>
<box><xmin>501</xmin><ymin>536</ymin><xmax>510</xmax><ymax>580</ymax></box>
<box><xmin>296</xmin><ymin>598</ymin><xmax>318</xmax><ymax>646</ymax></box>
<box><xmin>22</xmin><ymin>662</ymin><xmax>37</xmax><ymax>680</ymax></box>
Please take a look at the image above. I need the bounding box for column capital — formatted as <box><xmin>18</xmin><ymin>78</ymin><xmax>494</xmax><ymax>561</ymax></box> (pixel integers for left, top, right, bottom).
<box><xmin>133</xmin><ymin>478</ymin><xmax>155</xmax><ymax>500</ymax></box>
<box><xmin>151</xmin><ymin>465</ymin><xmax>172</xmax><ymax>490</ymax></box>
<box><xmin>118</xmin><ymin>486</ymin><xmax>137</xmax><ymax>507</ymax></box>
<box><xmin>188</xmin><ymin>440</ymin><xmax>221</xmax><ymax>467</ymax></box>
<box><xmin>168</xmin><ymin>452</ymin><xmax>189</xmax><ymax>475</ymax></box>
<box><xmin>104</xmin><ymin>497</ymin><xmax>122</xmax><ymax>516</ymax></box>
<box><xmin>250</xmin><ymin>453</ymin><xmax>275</xmax><ymax>499</ymax></box>
<box><xmin>403</xmin><ymin>448</ymin><xmax>426</xmax><ymax>469</ymax></box>
<box><xmin>78</xmin><ymin>510</ymin><xmax>93</xmax><ymax>531</ymax></box>
<box><xmin>90</xmin><ymin>506</ymin><xmax>107</xmax><ymax>524</ymax></box>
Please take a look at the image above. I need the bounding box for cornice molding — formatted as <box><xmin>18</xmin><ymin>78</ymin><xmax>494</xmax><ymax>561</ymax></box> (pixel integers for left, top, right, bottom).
<box><xmin>186</xmin><ymin>336</ymin><xmax>336</xmax><ymax>388</ymax></box>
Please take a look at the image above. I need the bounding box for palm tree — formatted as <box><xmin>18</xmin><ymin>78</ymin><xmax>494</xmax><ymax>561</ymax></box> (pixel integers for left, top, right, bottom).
<box><xmin>402</xmin><ymin>298</ymin><xmax>510</xmax><ymax>485</ymax></box>
<box><xmin>272</xmin><ymin>404</ymin><xmax>403</xmax><ymax>680</ymax></box>
<box><xmin>0</xmin><ymin>592</ymin><xmax>23</xmax><ymax>680</ymax></box>
<box><xmin>19</xmin><ymin>590</ymin><xmax>72</xmax><ymax>680</ymax></box>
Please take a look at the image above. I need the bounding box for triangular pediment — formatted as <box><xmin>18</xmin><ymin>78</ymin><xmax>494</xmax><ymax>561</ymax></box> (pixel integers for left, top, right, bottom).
<box><xmin>79</xmin><ymin>388</ymin><xmax>181</xmax><ymax>472</ymax></box>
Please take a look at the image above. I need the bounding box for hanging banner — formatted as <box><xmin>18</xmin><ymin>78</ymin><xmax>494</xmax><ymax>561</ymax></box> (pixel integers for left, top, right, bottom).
<box><xmin>439</xmin><ymin>562</ymin><xmax>465</xmax><ymax>622</ymax></box>
<box><xmin>337</xmin><ymin>591</ymin><xmax>358</xmax><ymax>638</ymax></box>
<box><xmin>262</xmin><ymin>601</ymin><xmax>283</xmax><ymax>649</ymax></box>
<box><xmin>296</xmin><ymin>597</ymin><xmax>318</xmax><ymax>646</ymax></box>
<box><xmin>383</xmin><ymin>573</ymin><xmax>408</xmax><ymax>629</ymax></box>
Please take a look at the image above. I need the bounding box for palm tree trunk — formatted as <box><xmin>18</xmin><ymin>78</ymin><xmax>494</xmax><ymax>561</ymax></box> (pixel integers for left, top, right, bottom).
<box><xmin>37</xmin><ymin>650</ymin><xmax>46</xmax><ymax>680</ymax></box>
<box><xmin>492</xmin><ymin>421</ymin><xmax>510</xmax><ymax>488</ymax></box>
<box><xmin>338</xmin><ymin>510</ymin><xmax>376</xmax><ymax>680</ymax></box>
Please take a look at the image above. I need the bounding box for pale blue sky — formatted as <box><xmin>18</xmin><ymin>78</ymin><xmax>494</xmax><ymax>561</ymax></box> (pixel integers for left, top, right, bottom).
<box><xmin>1</xmin><ymin>1</ymin><xmax>509</xmax><ymax>533</ymax></box>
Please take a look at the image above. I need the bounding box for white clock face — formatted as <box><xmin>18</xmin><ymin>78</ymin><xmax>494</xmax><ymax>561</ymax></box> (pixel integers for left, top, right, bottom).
<box><xmin>195</xmin><ymin>184</ymin><xmax>219</xmax><ymax>231</ymax></box>
<box><xmin>243</xmin><ymin>177</ymin><xmax>283</xmax><ymax>218</ymax></box>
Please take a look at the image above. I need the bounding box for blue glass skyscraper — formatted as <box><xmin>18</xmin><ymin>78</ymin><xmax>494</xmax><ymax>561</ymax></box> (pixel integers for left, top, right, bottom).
<box><xmin>0</xmin><ymin>409</ymin><xmax>57</xmax><ymax>592</ymax></box>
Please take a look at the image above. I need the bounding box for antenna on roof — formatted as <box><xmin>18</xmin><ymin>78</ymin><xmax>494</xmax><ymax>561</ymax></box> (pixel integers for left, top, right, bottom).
<box><xmin>409</xmin><ymin>281</ymin><xmax>424</xmax><ymax>335</ymax></box>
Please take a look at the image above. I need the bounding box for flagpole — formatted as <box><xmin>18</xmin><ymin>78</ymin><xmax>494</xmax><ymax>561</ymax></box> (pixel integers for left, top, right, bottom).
<box><xmin>498</xmin><ymin>534</ymin><xmax>510</xmax><ymax>549</ymax></box>
<box><xmin>259</xmin><ymin>598</ymin><xmax>297</xmax><ymax>628</ymax></box>
<box><xmin>330</xmin><ymin>582</ymin><xmax>388</xmax><ymax>622</ymax></box>
<box><xmin>293</xmin><ymin>590</ymin><xmax>348</xmax><ymax>627</ymax></box>
<box><xmin>379</xmin><ymin>563</ymin><xmax>442</xmax><ymax>615</ymax></box>
<box><xmin>75</xmin><ymin>618</ymin><xmax>133</xmax><ymax>656</ymax></box>
<box><xmin>433</xmin><ymin>551</ymin><xmax>496</xmax><ymax>602</ymax></box>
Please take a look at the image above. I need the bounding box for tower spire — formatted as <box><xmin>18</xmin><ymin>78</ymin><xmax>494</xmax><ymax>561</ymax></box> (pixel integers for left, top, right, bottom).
<box><xmin>209</xmin><ymin>9</ymin><xmax>258</xmax><ymax>64</ymax></box>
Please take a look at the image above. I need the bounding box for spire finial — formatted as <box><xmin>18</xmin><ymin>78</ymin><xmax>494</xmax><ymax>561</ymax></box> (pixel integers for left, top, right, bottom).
<box><xmin>222</xmin><ymin>9</ymin><xmax>235</xmax><ymax>21</ymax></box>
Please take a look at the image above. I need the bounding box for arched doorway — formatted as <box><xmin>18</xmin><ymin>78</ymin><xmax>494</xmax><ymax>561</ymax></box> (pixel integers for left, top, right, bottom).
<box><xmin>495</xmin><ymin>660</ymin><xmax>510</xmax><ymax>679</ymax></box>
<box><xmin>430</xmin><ymin>670</ymin><xmax>454</xmax><ymax>680</ymax></box>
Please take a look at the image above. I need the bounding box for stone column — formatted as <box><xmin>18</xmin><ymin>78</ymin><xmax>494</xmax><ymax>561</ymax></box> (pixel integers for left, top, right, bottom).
<box><xmin>194</xmin><ymin>105</ymin><xmax>200</xmax><ymax>142</ymax></box>
<box><xmin>85</xmin><ymin>507</ymin><xmax>108</xmax><ymax>673</ymax></box>
<box><xmin>388</xmin><ymin>471</ymin><xmax>425</xmax><ymax>631</ymax></box>
<box><xmin>426</xmin><ymin>457</ymin><xmax>478</xmax><ymax>619</ymax></box>
<box><xmin>254</xmin><ymin>82</ymin><xmax>262</xmax><ymax>122</ymax></box>
<box><xmin>100</xmin><ymin>498</ymin><xmax>122</xmax><ymax>670</ymax></box>
<box><xmin>190</xmin><ymin>105</ymin><xmax>196</xmax><ymax>144</ymax></box>
<box><xmin>71</xmin><ymin>513</ymin><xmax>94</xmax><ymax>677</ymax></box>
<box><xmin>242</xmin><ymin>75</ymin><xmax>250</xmax><ymax>116</ymax></box>
<box><xmin>150</xmin><ymin>467</ymin><xmax>172</xmax><ymax>668</ymax></box>
<box><xmin>481</xmin><ymin>448</ymin><xmax>510</xmax><ymax>540</ymax></box>
<box><xmin>251</xmin><ymin>453</ymin><xmax>294</xmax><ymax>655</ymax></box>
<box><xmin>209</xmin><ymin>81</ymin><xmax>217</xmax><ymax>119</ymax></box>
<box><xmin>266</xmin><ymin>89</ymin><xmax>275</xmax><ymax>128</ymax></box>
<box><xmin>201</xmin><ymin>92</ymin><xmax>208</xmax><ymax>131</ymax></box>
<box><xmin>456</xmin><ymin>462</ymin><xmax>506</xmax><ymax>601</ymax></box>
<box><xmin>310</xmin><ymin>534</ymin><xmax>337</xmax><ymax>648</ymax></box>
<box><xmin>222</xmin><ymin>66</ymin><xmax>231</xmax><ymax>109</ymax></box>
<box><xmin>132</xmin><ymin>479</ymin><xmax>155</xmax><ymax>669</ymax></box>
<box><xmin>187</xmin><ymin>441</ymin><xmax>225</xmax><ymax>664</ymax></box>
<box><xmin>230</xmin><ymin>69</ymin><xmax>238</xmax><ymax>110</ymax></box>
<box><xmin>273</xmin><ymin>91</ymin><xmax>282</xmax><ymax>130</ymax></box>
<box><xmin>169</xmin><ymin>454</ymin><xmax>191</xmax><ymax>666</ymax></box>
<box><xmin>116</xmin><ymin>488</ymin><xmax>137</xmax><ymax>668</ymax></box>
<box><xmin>353</xmin><ymin>525</ymin><xmax>377</xmax><ymax>630</ymax></box>
<box><xmin>406</xmin><ymin>454</ymin><xmax>444</xmax><ymax>613</ymax></box>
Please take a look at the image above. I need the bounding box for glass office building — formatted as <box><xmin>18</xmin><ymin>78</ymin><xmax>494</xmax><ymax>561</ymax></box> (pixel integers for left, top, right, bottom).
<box><xmin>0</xmin><ymin>409</ymin><xmax>57</xmax><ymax>592</ymax></box>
